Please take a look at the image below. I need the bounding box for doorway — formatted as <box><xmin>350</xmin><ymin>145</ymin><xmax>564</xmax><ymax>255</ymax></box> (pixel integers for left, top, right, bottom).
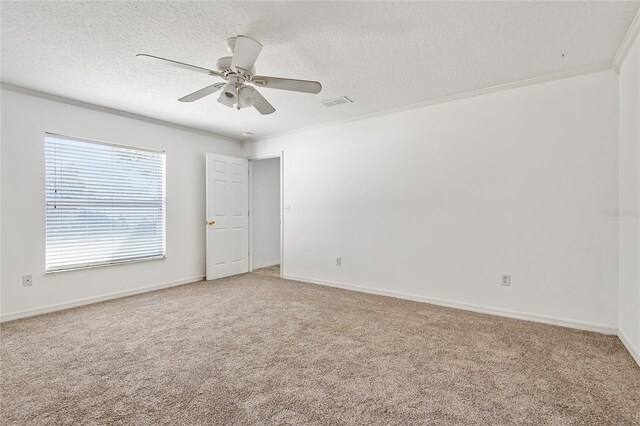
<box><xmin>249</xmin><ymin>154</ymin><xmax>282</xmax><ymax>278</ymax></box>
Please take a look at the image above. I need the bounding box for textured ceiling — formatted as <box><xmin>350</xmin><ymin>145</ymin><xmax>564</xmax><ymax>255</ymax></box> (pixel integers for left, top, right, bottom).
<box><xmin>1</xmin><ymin>1</ymin><xmax>638</xmax><ymax>141</ymax></box>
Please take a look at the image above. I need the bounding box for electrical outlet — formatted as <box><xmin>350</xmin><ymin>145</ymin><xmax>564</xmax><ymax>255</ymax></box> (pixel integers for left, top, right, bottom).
<box><xmin>501</xmin><ymin>274</ymin><xmax>511</xmax><ymax>286</ymax></box>
<box><xmin>22</xmin><ymin>275</ymin><xmax>33</xmax><ymax>286</ymax></box>
<box><xmin>336</xmin><ymin>257</ymin><xmax>342</xmax><ymax>266</ymax></box>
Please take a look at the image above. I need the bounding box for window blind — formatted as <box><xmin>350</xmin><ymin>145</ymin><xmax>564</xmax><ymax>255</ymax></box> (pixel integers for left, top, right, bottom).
<box><xmin>45</xmin><ymin>134</ymin><xmax>166</xmax><ymax>272</ymax></box>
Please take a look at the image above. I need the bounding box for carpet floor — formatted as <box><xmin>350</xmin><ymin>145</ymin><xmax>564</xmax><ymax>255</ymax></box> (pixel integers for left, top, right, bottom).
<box><xmin>1</xmin><ymin>273</ymin><xmax>639</xmax><ymax>425</ymax></box>
<box><xmin>253</xmin><ymin>264</ymin><xmax>281</xmax><ymax>278</ymax></box>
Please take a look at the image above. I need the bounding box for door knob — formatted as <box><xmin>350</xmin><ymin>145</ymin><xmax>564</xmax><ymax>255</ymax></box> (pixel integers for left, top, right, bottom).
<box><xmin>207</xmin><ymin>220</ymin><xmax>216</xmax><ymax>225</ymax></box>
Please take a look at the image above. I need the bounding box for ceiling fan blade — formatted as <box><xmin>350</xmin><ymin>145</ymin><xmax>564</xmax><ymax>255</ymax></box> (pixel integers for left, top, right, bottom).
<box><xmin>251</xmin><ymin>76</ymin><xmax>322</xmax><ymax>94</ymax></box>
<box><xmin>230</xmin><ymin>36</ymin><xmax>263</xmax><ymax>72</ymax></box>
<box><xmin>253</xmin><ymin>89</ymin><xmax>275</xmax><ymax>115</ymax></box>
<box><xmin>137</xmin><ymin>54</ymin><xmax>223</xmax><ymax>77</ymax></box>
<box><xmin>178</xmin><ymin>83</ymin><xmax>225</xmax><ymax>102</ymax></box>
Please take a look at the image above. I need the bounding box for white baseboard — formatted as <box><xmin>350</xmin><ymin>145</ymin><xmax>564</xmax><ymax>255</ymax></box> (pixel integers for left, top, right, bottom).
<box><xmin>283</xmin><ymin>274</ymin><xmax>618</xmax><ymax>335</ymax></box>
<box><xmin>618</xmin><ymin>329</ymin><xmax>640</xmax><ymax>367</ymax></box>
<box><xmin>252</xmin><ymin>260</ymin><xmax>280</xmax><ymax>270</ymax></box>
<box><xmin>0</xmin><ymin>275</ymin><xmax>205</xmax><ymax>323</ymax></box>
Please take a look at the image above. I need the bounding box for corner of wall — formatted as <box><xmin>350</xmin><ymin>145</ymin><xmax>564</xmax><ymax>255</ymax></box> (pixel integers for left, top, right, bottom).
<box><xmin>613</xmin><ymin>8</ymin><xmax>640</xmax><ymax>74</ymax></box>
<box><xmin>616</xmin><ymin>12</ymin><xmax>640</xmax><ymax>365</ymax></box>
<box><xmin>618</xmin><ymin>329</ymin><xmax>640</xmax><ymax>366</ymax></box>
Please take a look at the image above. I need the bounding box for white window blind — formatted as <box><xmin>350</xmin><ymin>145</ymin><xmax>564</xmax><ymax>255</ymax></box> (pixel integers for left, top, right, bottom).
<box><xmin>45</xmin><ymin>133</ymin><xmax>166</xmax><ymax>272</ymax></box>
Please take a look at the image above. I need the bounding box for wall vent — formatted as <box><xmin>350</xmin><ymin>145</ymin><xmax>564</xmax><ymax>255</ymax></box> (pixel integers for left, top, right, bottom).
<box><xmin>320</xmin><ymin>96</ymin><xmax>353</xmax><ymax>107</ymax></box>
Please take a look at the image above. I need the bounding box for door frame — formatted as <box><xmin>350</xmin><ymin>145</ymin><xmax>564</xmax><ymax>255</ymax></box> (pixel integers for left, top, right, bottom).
<box><xmin>247</xmin><ymin>151</ymin><xmax>284</xmax><ymax>278</ymax></box>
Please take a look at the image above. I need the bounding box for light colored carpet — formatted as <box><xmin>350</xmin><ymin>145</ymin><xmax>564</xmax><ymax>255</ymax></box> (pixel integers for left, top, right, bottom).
<box><xmin>253</xmin><ymin>264</ymin><xmax>280</xmax><ymax>278</ymax></box>
<box><xmin>1</xmin><ymin>273</ymin><xmax>639</xmax><ymax>425</ymax></box>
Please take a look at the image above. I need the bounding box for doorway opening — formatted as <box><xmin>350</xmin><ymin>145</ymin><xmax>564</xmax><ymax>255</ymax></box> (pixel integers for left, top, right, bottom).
<box><xmin>249</xmin><ymin>154</ymin><xmax>283</xmax><ymax>278</ymax></box>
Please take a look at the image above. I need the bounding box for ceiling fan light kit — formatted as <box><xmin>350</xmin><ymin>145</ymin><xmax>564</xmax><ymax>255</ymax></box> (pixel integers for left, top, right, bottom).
<box><xmin>218</xmin><ymin>82</ymin><xmax>238</xmax><ymax>107</ymax></box>
<box><xmin>238</xmin><ymin>86</ymin><xmax>258</xmax><ymax>108</ymax></box>
<box><xmin>137</xmin><ymin>35</ymin><xmax>322</xmax><ymax>115</ymax></box>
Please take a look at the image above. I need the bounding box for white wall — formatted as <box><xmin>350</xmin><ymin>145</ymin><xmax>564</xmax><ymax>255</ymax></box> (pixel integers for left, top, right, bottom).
<box><xmin>618</xmin><ymin>33</ymin><xmax>640</xmax><ymax>362</ymax></box>
<box><xmin>0</xmin><ymin>88</ymin><xmax>242</xmax><ymax>319</ymax></box>
<box><xmin>250</xmin><ymin>157</ymin><xmax>281</xmax><ymax>269</ymax></box>
<box><xmin>244</xmin><ymin>70</ymin><xmax>620</xmax><ymax>332</ymax></box>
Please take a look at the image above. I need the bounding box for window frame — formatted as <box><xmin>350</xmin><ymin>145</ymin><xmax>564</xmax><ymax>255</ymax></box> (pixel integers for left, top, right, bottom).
<box><xmin>44</xmin><ymin>132</ymin><xmax>167</xmax><ymax>273</ymax></box>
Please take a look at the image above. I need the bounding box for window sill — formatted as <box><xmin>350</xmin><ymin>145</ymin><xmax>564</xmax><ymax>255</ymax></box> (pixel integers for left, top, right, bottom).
<box><xmin>45</xmin><ymin>255</ymin><xmax>166</xmax><ymax>274</ymax></box>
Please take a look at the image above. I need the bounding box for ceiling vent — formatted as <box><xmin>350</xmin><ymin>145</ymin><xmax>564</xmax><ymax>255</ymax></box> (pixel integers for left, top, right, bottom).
<box><xmin>320</xmin><ymin>96</ymin><xmax>353</xmax><ymax>107</ymax></box>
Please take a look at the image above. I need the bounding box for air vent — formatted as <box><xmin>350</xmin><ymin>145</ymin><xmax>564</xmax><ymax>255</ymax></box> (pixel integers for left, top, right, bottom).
<box><xmin>320</xmin><ymin>96</ymin><xmax>353</xmax><ymax>107</ymax></box>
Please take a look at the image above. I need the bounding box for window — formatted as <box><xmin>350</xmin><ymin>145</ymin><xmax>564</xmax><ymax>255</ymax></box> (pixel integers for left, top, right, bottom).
<box><xmin>45</xmin><ymin>133</ymin><xmax>166</xmax><ymax>272</ymax></box>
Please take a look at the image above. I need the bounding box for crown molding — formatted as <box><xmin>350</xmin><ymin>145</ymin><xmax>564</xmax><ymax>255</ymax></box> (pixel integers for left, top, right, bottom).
<box><xmin>247</xmin><ymin>62</ymin><xmax>612</xmax><ymax>144</ymax></box>
<box><xmin>1</xmin><ymin>57</ymin><xmax>615</xmax><ymax>147</ymax></box>
<box><xmin>613</xmin><ymin>7</ymin><xmax>640</xmax><ymax>74</ymax></box>
<box><xmin>0</xmin><ymin>83</ymin><xmax>241</xmax><ymax>144</ymax></box>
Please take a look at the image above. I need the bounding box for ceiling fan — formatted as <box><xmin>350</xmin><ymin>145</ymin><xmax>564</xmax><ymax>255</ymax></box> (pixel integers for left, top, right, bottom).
<box><xmin>137</xmin><ymin>35</ymin><xmax>322</xmax><ymax>115</ymax></box>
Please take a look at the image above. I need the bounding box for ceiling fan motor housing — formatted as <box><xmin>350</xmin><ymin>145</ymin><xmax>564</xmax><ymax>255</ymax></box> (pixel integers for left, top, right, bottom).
<box><xmin>216</xmin><ymin>56</ymin><xmax>232</xmax><ymax>71</ymax></box>
<box><xmin>216</xmin><ymin>56</ymin><xmax>255</xmax><ymax>79</ymax></box>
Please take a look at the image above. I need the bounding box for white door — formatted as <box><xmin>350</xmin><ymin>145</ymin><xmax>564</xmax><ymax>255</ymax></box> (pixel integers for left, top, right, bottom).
<box><xmin>206</xmin><ymin>153</ymin><xmax>249</xmax><ymax>280</ymax></box>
